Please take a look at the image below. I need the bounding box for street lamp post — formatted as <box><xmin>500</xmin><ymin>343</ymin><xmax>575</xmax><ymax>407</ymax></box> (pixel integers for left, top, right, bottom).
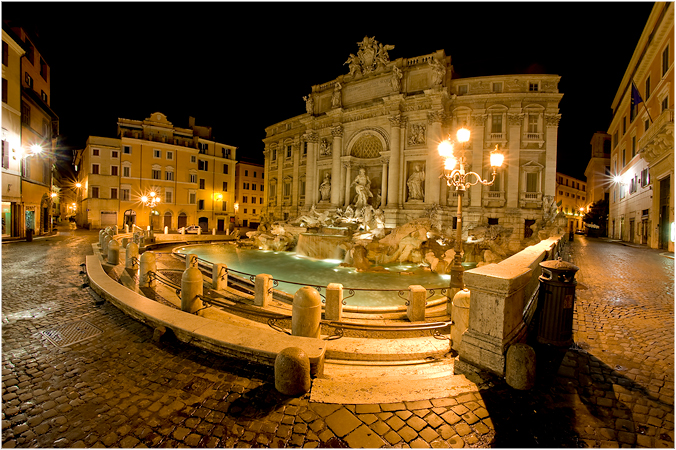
<box><xmin>438</xmin><ymin>127</ymin><xmax>504</xmax><ymax>292</ymax></box>
<box><xmin>141</xmin><ymin>191</ymin><xmax>160</xmax><ymax>230</ymax></box>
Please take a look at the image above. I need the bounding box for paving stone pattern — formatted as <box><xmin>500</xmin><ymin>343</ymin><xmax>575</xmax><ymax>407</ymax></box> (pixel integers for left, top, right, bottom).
<box><xmin>2</xmin><ymin>230</ymin><xmax>673</xmax><ymax>448</ymax></box>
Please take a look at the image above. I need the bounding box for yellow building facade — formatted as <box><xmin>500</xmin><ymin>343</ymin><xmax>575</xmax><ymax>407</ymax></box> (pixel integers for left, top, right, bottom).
<box><xmin>608</xmin><ymin>2</ymin><xmax>674</xmax><ymax>250</ymax></box>
<box><xmin>234</xmin><ymin>162</ymin><xmax>264</xmax><ymax>229</ymax></box>
<box><xmin>555</xmin><ymin>172</ymin><xmax>588</xmax><ymax>232</ymax></box>
<box><xmin>74</xmin><ymin>113</ymin><xmax>237</xmax><ymax>231</ymax></box>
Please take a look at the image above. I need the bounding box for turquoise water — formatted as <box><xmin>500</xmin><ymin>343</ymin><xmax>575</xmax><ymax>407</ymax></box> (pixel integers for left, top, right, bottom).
<box><xmin>176</xmin><ymin>244</ymin><xmax>448</xmax><ymax>307</ymax></box>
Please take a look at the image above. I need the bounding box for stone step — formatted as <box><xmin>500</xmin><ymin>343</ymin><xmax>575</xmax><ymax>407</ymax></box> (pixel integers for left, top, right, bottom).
<box><xmin>322</xmin><ymin>356</ymin><xmax>455</xmax><ymax>380</ymax></box>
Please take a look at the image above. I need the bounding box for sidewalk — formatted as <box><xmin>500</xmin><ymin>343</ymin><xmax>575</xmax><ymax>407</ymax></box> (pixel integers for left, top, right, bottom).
<box><xmin>1</xmin><ymin>232</ymin><xmax>673</xmax><ymax>448</ymax></box>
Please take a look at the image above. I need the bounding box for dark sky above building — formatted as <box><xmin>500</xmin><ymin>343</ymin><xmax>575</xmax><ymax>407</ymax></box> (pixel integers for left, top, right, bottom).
<box><xmin>3</xmin><ymin>2</ymin><xmax>654</xmax><ymax>180</ymax></box>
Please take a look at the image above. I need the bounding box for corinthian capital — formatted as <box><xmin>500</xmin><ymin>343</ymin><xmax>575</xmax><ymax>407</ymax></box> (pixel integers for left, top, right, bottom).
<box><xmin>508</xmin><ymin>113</ymin><xmax>524</xmax><ymax>126</ymax></box>
<box><xmin>427</xmin><ymin>111</ymin><xmax>444</xmax><ymax>124</ymax></box>
<box><xmin>471</xmin><ymin>114</ymin><xmax>487</xmax><ymax>127</ymax></box>
<box><xmin>545</xmin><ymin>114</ymin><xmax>561</xmax><ymax>127</ymax></box>
<box><xmin>331</xmin><ymin>125</ymin><xmax>344</xmax><ymax>138</ymax></box>
<box><xmin>305</xmin><ymin>131</ymin><xmax>319</xmax><ymax>143</ymax></box>
<box><xmin>389</xmin><ymin>114</ymin><xmax>404</xmax><ymax>128</ymax></box>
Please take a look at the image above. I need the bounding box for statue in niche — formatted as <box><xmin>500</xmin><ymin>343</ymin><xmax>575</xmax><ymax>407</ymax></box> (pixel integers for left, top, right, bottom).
<box><xmin>390</xmin><ymin>66</ymin><xmax>402</xmax><ymax>92</ymax></box>
<box><xmin>344</xmin><ymin>54</ymin><xmax>361</xmax><ymax>77</ymax></box>
<box><xmin>319</xmin><ymin>173</ymin><xmax>331</xmax><ymax>201</ymax></box>
<box><xmin>408</xmin><ymin>124</ymin><xmax>426</xmax><ymax>146</ymax></box>
<box><xmin>429</xmin><ymin>57</ymin><xmax>446</xmax><ymax>85</ymax></box>
<box><xmin>303</xmin><ymin>94</ymin><xmax>314</xmax><ymax>115</ymax></box>
<box><xmin>407</xmin><ymin>164</ymin><xmax>425</xmax><ymax>201</ymax></box>
<box><xmin>331</xmin><ymin>82</ymin><xmax>342</xmax><ymax>108</ymax></box>
<box><xmin>351</xmin><ymin>168</ymin><xmax>373</xmax><ymax>209</ymax></box>
<box><xmin>319</xmin><ymin>138</ymin><xmax>331</xmax><ymax>156</ymax></box>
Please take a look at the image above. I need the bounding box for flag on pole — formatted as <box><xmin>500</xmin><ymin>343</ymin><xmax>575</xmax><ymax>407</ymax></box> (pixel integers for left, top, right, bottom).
<box><xmin>631</xmin><ymin>81</ymin><xmax>644</xmax><ymax>107</ymax></box>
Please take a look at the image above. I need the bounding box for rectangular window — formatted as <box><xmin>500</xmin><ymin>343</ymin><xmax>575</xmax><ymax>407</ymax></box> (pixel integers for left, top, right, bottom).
<box><xmin>491</xmin><ymin>114</ymin><xmax>502</xmax><ymax>133</ymax></box>
<box><xmin>243</xmin><ymin>196</ymin><xmax>248</xmax><ymax>203</ymax></box>
<box><xmin>272</xmin><ymin>149</ymin><xmax>277</xmax><ymax>161</ymax></box>
<box><xmin>223</xmin><ymin>181</ymin><xmax>228</xmax><ymax>191</ymax></box>
<box><xmin>645</xmin><ymin>76</ymin><xmax>651</xmax><ymax>99</ymax></box>
<box><xmin>457</xmin><ymin>85</ymin><xmax>468</xmax><ymax>95</ymax></box>
<box><xmin>111</xmin><ymin>150</ymin><xmax>118</xmax><ymax>158</ymax></box>
<box><xmin>153</xmin><ymin>149</ymin><xmax>161</xmax><ymax>158</ymax></box>
<box><xmin>245</xmin><ymin>170</ymin><xmax>249</xmax><ymax>176</ymax></box>
<box><xmin>166</xmin><ymin>151</ymin><xmax>173</xmax><ymax>160</ymax></box>
<box><xmin>123</xmin><ymin>166</ymin><xmax>130</xmax><ymax>177</ymax></box>
<box><xmin>662</xmin><ymin>95</ymin><xmax>669</xmax><ymax>112</ymax></box>
<box><xmin>286</xmin><ymin>145</ymin><xmax>292</xmax><ymax>158</ymax></box>
<box><xmin>2</xmin><ymin>78</ymin><xmax>7</xmax><ymax>103</ymax></box>
<box><xmin>641</xmin><ymin>168</ymin><xmax>650</xmax><ymax>187</ymax></box>
<box><xmin>612</xmin><ymin>131</ymin><xmax>618</xmax><ymax>148</ymax></box>
<box><xmin>92</xmin><ymin>164</ymin><xmax>100</xmax><ymax>174</ymax></box>
<box><xmin>165</xmin><ymin>171</ymin><xmax>174</xmax><ymax>181</ymax></box>
<box><xmin>165</xmin><ymin>190</ymin><xmax>172</xmax><ymax>204</ymax></box>
<box><xmin>25</xmin><ymin>39</ymin><xmax>34</xmax><ymax>65</ymax></box>
<box><xmin>123</xmin><ymin>145</ymin><xmax>131</xmax><ymax>154</ymax></box>
<box><xmin>526</xmin><ymin>173</ymin><xmax>538</xmax><ymax>192</ymax></box>
<box><xmin>260</xmin><ymin>197</ymin><xmax>263</xmax><ymax>205</ymax></box>
<box><xmin>198</xmin><ymin>199</ymin><xmax>204</xmax><ymax>210</ymax></box>
<box><xmin>252</xmin><ymin>184</ymin><xmax>256</xmax><ymax>191</ymax></box>
<box><xmin>2</xmin><ymin>41</ymin><xmax>7</xmax><ymax>67</ymax></box>
<box><xmin>283</xmin><ymin>182</ymin><xmax>291</xmax><ymax>197</ymax></box>
<box><xmin>222</xmin><ymin>201</ymin><xmax>227</xmax><ymax>211</ymax></box>
<box><xmin>223</xmin><ymin>164</ymin><xmax>228</xmax><ymax>174</ymax></box>
<box><xmin>622</xmin><ymin>149</ymin><xmax>626</xmax><ymax>166</ymax></box>
<box><xmin>111</xmin><ymin>166</ymin><xmax>119</xmax><ymax>176</ymax></box>
<box><xmin>190</xmin><ymin>173</ymin><xmax>197</xmax><ymax>183</ymax></box>
<box><xmin>492</xmin><ymin>82</ymin><xmax>502</xmax><ymax>93</ymax></box>
<box><xmin>41</xmin><ymin>90</ymin><xmax>47</xmax><ymax>103</ymax></box>
<box><xmin>253</xmin><ymin>171</ymin><xmax>257</xmax><ymax>178</ymax></box>
<box><xmin>528</xmin><ymin>114</ymin><xmax>538</xmax><ymax>133</ymax></box>
<box><xmin>121</xmin><ymin>189</ymin><xmax>130</xmax><ymax>201</ymax></box>
<box><xmin>645</xmin><ymin>119</ymin><xmax>650</xmax><ymax>132</ymax></box>
<box><xmin>253</xmin><ymin>209</ymin><xmax>256</xmax><ymax>214</ymax></box>
<box><xmin>528</xmin><ymin>82</ymin><xmax>539</xmax><ymax>92</ymax></box>
<box><xmin>622</xmin><ymin>117</ymin><xmax>626</xmax><ymax>135</ymax></box>
<box><xmin>198</xmin><ymin>160</ymin><xmax>208</xmax><ymax>171</ymax></box>
<box><xmin>190</xmin><ymin>155</ymin><xmax>196</xmax><ymax>163</ymax></box>
<box><xmin>110</xmin><ymin>188</ymin><xmax>118</xmax><ymax>200</ymax></box>
<box><xmin>490</xmin><ymin>172</ymin><xmax>501</xmax><ymax>191</ymax></box>
<box><xmin>39</xmin><ymin>57</ymin><xmax>47</xmax><ymax>80</ymax></box>
<box><xmin>91</xmin><ymin>186</ymin><xmax>99</xmax><ymax>198</ymax></box>
<box><xmin>303</xmin><ymin>142</ymin><xmax>307</xmax><ymax>156</ymax></box>
<box><xmin>252</xmin><ymin>196</ymin><xmax>256</xmax><ymax>204</ymax></box>
<box><xmin>1</xmin><ymin>140</ymin><xmax>8</xmax><ymax>169</ymax></box>
<box><xmin>244</xmin><ymin>209</ymin><xmax>247</xmax><ymax>214</ymax></box>
<box><xmin>24</xmin><ymin>73</ymin><xmax>33</xmax><ymax>89</ymax></box>
<box><xmin>662</xmin><ymin>45</ymin><xmax>670</xmax><ymax>77</ymax></box>
<box><xmin>189</xmin><ymin>192</ymin><xmax>196</xmax><ymax>204</ymax></box>
<box><xmin>199</xmin><ymin>178</ymin><xmax>205</xmax><ymax>189</ymax></box>
<box><xmin>152</xmin><ymin>169</ymin><xmax>161</xmax><ymax>180</ymax></box>
<box><xmin>92</xmin><ymin>148</ymin><xmax>100</xmax><ymax>156</ymax></box>
<box><xmin>631</xmin><ymin>136</ymin><xmax>636</xmax><ymax>158</ymax></box>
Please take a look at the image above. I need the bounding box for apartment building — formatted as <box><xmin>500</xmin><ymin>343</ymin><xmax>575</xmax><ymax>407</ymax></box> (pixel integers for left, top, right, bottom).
<box><xmin>555</xmin><ymin>172</ymin><xmax>588</xmax><ymax>232</ymax></box>
<box><xmin>2</xmin><ymin>23</ymin><xmax>59</xmax><ymax>238</ymax></box>
<box><xmin>73</xmin><ymin>113</ymin><xmax>237</xmax><ymax>231</ymax></box>
<box><xmin>234</xmin><ymin>161</ymin><xmax>264</xmax><ymax>229</ymax></box>
<box><xmin>608</xmin><ymin>3</ymin><xmax>674</xmax><ymax>249</ymax></box>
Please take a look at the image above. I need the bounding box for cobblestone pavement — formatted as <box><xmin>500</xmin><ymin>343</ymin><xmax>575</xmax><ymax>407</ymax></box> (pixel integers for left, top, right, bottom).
<box><xmin>1</xmin><ymin>229</ymin><xmax>673</xmax><ymax>448</ymax></box>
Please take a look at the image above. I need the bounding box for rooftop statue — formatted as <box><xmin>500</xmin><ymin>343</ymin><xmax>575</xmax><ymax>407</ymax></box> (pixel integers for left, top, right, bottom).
<box><xmin>346</xmin><ymin>36</ymin><xmax>395</xmax><ymax>77</ymax></box>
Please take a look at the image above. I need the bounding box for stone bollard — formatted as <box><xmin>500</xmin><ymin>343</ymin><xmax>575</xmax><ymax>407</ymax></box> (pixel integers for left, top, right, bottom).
<box><xmin>126</xmin><ymin>242</ymin><xmax>139</xmax><ymax>269</ymax></box>
<box><xmin>197</xmin><ymin>226</ymin><xmax>202</xmax><ymax>235</ymax></box>
<box><xmin>164</xmin><ymin>226</ymin><xmax>168</xmax><ymax>235</ymax></box>
<box><xmin>292</xmin><ymin>286</ymin><xmax>322</xmax><ymax>338</ymax></box>
<box><xmin>254</xmin><ymin>274</ymin><xmax>273</xmax><ymax>307</ymax></box>
<box><xmin>506</xmin><ymin>343</ymin><xmax>536</xmax><ymax>390</ymax></box>
<box><xmin>212</xmin><ymin>263</ymin><xmax>228</xmax><ymax>290</ymax></box>
<box><xmin>275</xmin><ymin>347</ymin><xmax>311</xmax><ymax>396</ymax></box>
<box><xmin>325</xmin><ymin>283</ymin><xmax>343</xmax><ymax>321</ymax></box>
<box><xmin>139</xmin><ymin>252</ymin><xmax>156</xmax><ymax>288</ymax></box>
<box><xmin>107</xmin><ymin>240</ymin><xmax>120</xmax><ymax>265</ymax></box>
<box><xmin>121</xmin><ymin>237</ymin><xmax>129</xmax><ymax>249</ymax></box>
<box><xmin>181</xmin><ymin>266</ymin><xmax>204</xmax><ymax>313</ymax></box>
<box><xmin>407</xmin><ymin>285</ymin><xmax>427</xmax><ymax>322</ymax></box>
<box><xmin>102</xmin><ymin>234</ymin><xmax>113</xmax><ymax>255</ymax></box>
<box><xmin>451</xmin><ymin>289</ymin><xmax>471</xmax><ymax>352</ymax></box>
<box><xmin>212</xmin><ymin>228</ymin><xmax>216</xmax><ymax>235</ymax></box>
<box><xmin>124</xmin><ymin>224</ymin><xmax>129</xmax><ymax>233</ymax></box>
<box><xmin>99</xmin><ymin>229</ymin><xmax>106</xmax><ymax>248</ymax></box>
<box><xmin>179</xmin><ymin>227</ymin><xmax>184</xmax><ymax>235</ymax></box>
<box><xmin>113</xmin><ymin>225</ymin><xmax>118</xmax><ymax>235</ymax></box>
<box><xmin>186</xmin><ymin>254</ymin><xmax>198</xmax><ymax>269</ymax></box>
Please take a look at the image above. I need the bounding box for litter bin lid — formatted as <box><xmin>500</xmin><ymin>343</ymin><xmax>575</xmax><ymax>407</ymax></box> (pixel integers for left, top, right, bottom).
<box><xmin>539</xmin><ymin>258</ymin><xmax>579</xmax><ymax>273</ymax></box>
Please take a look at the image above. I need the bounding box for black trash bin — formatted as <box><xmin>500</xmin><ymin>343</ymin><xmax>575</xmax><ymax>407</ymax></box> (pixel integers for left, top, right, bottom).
<box><xmin>26</xmin><ymin>228</ymin><xmax>33</xmax><ymax>242</ymax></box>
<box><xmin>537</xmin><ymin>258</ymin><xmax>579</xmax><ymax>346</ymax></box>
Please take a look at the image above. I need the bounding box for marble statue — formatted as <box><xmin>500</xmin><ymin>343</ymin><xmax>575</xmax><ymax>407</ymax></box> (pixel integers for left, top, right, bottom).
<box><xmin>429</xmin><ymin>57</ymin><xmax>446</xmax><ymax>85</ymax></box>
<box><xmin>319</xmin><ymin>173</ymin><xmax>331</xmax><ymax>201</ymax></box>
<box><xmin>407</xmin><ymin>164</ymin><xmax>425</xmax><ymax>201</ymax></box>
<box><xmin>331</xmin><ymin>83</ymin><xmax>342</xmax><ymax>108</ymax></box>
<box><xmin>319</xmin><ymin>138</ymin><xmax>331</xmax><ymax>156</ymax></box>
<box><xmin>390</xmin><ymin>66</ymin><xmax>402</xmax><ymax>92</ymax></box>
<box><xmin>344</xmin><ymin>54</ymin><xmax>361</xmax><ymax>77</ymax></box>
<box><xmin>408</xmin><ymin>124</ymin><xmax>426</xmax><ymax>145</ymax></box>
<box><xmin>375</xmin><ymin>42</ymin><xmax>395</xmax><ymax>68</ymax></box>
<box><xmin>350</xmin><ymin>168</ymin><xmax>373</xmax><ymax>209</ymax></box>
<box><xmin>303</xmin><ymin>94</ymin><xmax>314</xmax><ymax>115</ymax></box>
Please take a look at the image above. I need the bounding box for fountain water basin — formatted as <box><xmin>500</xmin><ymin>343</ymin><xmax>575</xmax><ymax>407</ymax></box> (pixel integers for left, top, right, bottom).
<box><xmin>295</xmin><ymin>228</ymin><xmax>351</xmax><ymax>260</ymax></box>
<box><xmin>176</xmin><ymin>243</ymin><xmax>447</xmax><ymax>308</ymax></box>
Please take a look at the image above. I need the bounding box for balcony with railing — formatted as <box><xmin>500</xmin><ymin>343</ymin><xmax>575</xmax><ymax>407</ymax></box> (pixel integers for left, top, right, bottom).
<box><xmin>639</xmin><ymin>109</ymin><xmax>674</xmax><ymax>165</ymax></box>
<box><xmin>482</xmin><ymin>190</ymin><xmax>506</xmax><ymax>207</ymax></box>
<box><xmin>519</xmin><ymin>191</ymin><xmax>543</xmax><ymax>208</ymax></box>
<box><xmin>522</xmin><ymin>132</ymin><xmax>545</xmax><ymax>148</ymax></box>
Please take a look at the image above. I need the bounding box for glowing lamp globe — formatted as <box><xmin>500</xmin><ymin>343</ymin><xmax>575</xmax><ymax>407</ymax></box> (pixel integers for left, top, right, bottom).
<box><xmin>456</xmin><ymin>127</ymin><xmax>470</xmax><ymax>143</ymax></box>
<box><xmin>445</xmin><ymin>156</ymin><xmax>457</xmax><ymax>171</ymax></box>
<box><xmin>438</xmin><ymin>140</ymin><xmax>454</xmax><ymax>158</ymax></box>
<box><xmin>490</xmin><ymin>150</ymin><xmax>504</xmax><ymax>168</ymax></box>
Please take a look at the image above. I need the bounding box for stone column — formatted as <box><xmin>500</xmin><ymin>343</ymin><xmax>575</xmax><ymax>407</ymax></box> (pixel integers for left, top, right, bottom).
<box><xmin>331</xmin><ymin>126</ymin><xmax>343</xmax><ymax>206</ymax></box>
<box><xmin>544</xmin><ymin>114</ymin><xmax>561</xmax><ymax>197</ymax></box>
<box><xmin>292</xmin><ymin>142</ymin><xmax>300</xmax><ymax>211</ymax></box>
<box><xmin>305</xmin><ymin>132</ymin><xmax>318</xmax><ymax>206</ymax></box>
<box><xmin>380</xmin><ymin>158</ymin><xmax>388</xmax><ymax>208</ymax></box>
<box><xmin>470</xmin><ymin>114</ymin><xmax>487</xmax><ymax>208</ymax></box>
<box><xmin>506</xmin><ymin>113</ymin><xmax>523</xmax><ymax>209</ymax></box>
<box><xmin>343</xmin><ymin>162</ymin><xmax>352</xmax><ymax>207</ymax></box>
<box><xmin>388</xmin><ymin>115</ymin><xmax>403</xmax><ymax>207</ymax></box>
<box><xmin>426</xmin><ymin>112</ymin><xmax>443</xmax><ymax>205</ymax></box>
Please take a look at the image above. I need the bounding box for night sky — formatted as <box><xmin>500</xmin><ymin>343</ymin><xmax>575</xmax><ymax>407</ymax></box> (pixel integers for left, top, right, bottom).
<box><xmin>3</xmin><ymin>2</ymin><xmax>654</xmax><ymax>181</ymax></box>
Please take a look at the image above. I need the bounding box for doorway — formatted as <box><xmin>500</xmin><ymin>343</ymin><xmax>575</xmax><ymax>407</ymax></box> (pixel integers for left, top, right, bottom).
<box><xmin>659</xmin><ymin>176</ymin><xmax>671</xmax><ymax>250</ymax></box>
<box><xmin>178</xmin><ymin>212</ymin><xmax>187</xmax><ymax>229</ymax></box>
<box><xmin>164</xmin><ymin>212</ymin><xmax>172</xmax><ymax>230</ymax></box>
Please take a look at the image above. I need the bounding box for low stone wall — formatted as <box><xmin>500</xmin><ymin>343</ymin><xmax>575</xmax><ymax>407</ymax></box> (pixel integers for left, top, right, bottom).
<box><xmin>457</xmin><ymin>235</ymin><xmax>564</xmax><ymax>376</ymax></box>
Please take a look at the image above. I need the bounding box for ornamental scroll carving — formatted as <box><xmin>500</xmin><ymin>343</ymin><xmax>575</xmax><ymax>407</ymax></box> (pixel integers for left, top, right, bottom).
<box><xmin>427</xmin><ymin>111</ymin><xmax>444</xmax><ymax>124</ymax></box>
<box><xmin>545</xmin><ymin>114</ymin><xmax>561</xmax><ymax>127</ymax></box>
<box><xmin>508</xmin><ymin>114</ymin><xmax>524</xmax><ymax>126</ymax></box>
<box><xmin>344</xmin><ymin>36</ymin><xmax>395</xmax><ymax>77</ymax></box>
<box><xmin>471</xmin><ymin>114</ymin><xmax>487</xmax><ymax>127</ymax></box>
<box><xmin>305</xmin><ymin>131</ymin><xmax>319</xmax><ymax>143</ymax></box>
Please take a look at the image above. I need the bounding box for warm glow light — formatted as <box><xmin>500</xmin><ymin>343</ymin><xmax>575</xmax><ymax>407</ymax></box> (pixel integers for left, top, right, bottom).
<box><xmin>444</xmin><ymin>157</ymin><xmax>457</xmax><ymax>171</ymax></box>
<box><xmin>75</xmin><ymin>182</ymin><xmax>82</xmax><ymax>188</ymax></box>
<box><xmin>50</xmin><ymin>192</ymin><xmax>57</xmax><ymax>198</ymax></box>
<box><xmin>579</xmin><ymin>207</ymin><xmax>585</xmax><ymax>212</ymax></box>
<box><xmin>71</xmin><ymin>203</ymin><xmax>76</xmax><ymax>207</ymax></box>
<box><xmin>438</xmin><ymin>140</ymin><xmax>454</xmax><ymax>158</ymax></box>
<box><xmin>149</xmin><ymin>191</ymin><xmax>156</xmax><ymax>198</ymax></box>
<box><xmin>30</xmin><ymin>144</ymin><xmax>43</xmax><ymax>154</ymax></box>
<box><xmin>141</xmin><ymin>195</ymin><xmax>149</xmax><ymax>203</ymax></box>
<box><xmin>456</xmin><ymin>127</ymin><xmax>470</xmax><ymax>143</ymax></box>
<box><xmin>613</xmin><ymin>176</ymin><xmax>623</xmax><ymax>184</ymax></box>
<box><xmin>490</xmin><ymin>146</ymin><xmax>504</xmax><ymax>168</ymax></box>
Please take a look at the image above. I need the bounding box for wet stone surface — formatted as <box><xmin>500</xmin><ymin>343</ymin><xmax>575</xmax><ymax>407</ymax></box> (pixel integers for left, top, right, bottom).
<box><xmin>1</xmin><ymin>230</ymin><xmax>674</xmax><ymax>448</ymax></box>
